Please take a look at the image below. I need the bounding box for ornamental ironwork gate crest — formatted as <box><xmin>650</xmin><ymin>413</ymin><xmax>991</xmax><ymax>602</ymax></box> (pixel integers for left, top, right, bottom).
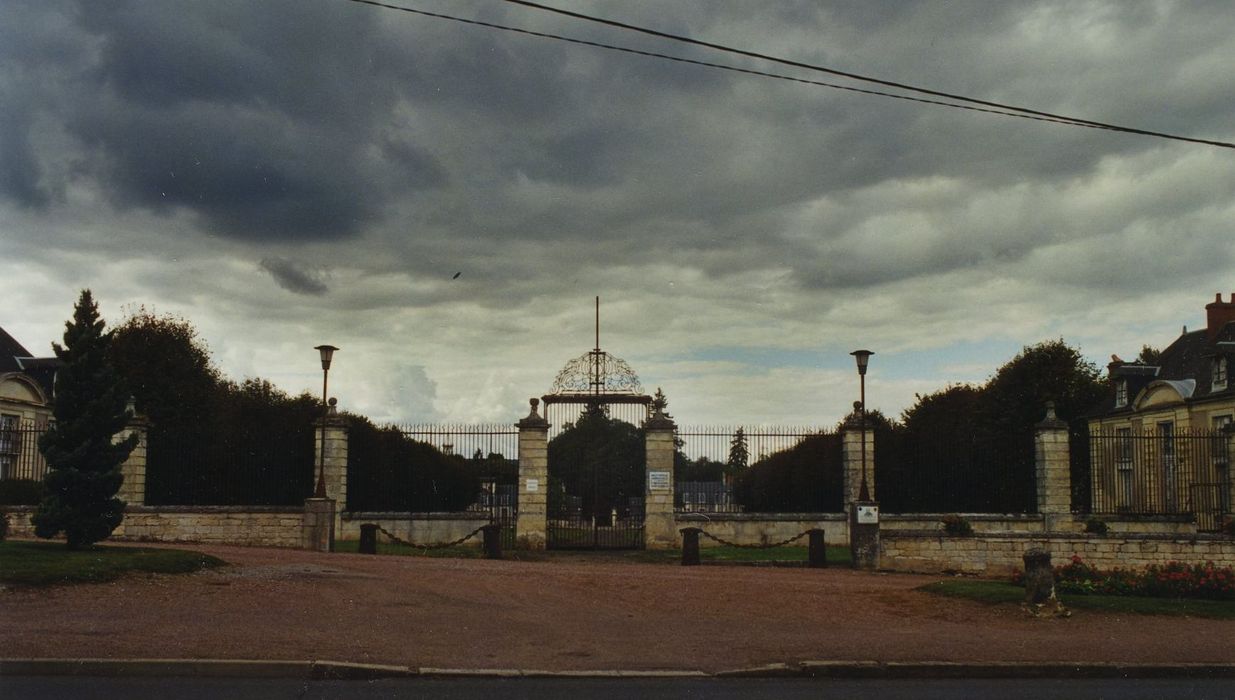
<box><xmin>544</xmin><ymin>298</ymin><xmax>652</xmax><ymax>549</ymax></box>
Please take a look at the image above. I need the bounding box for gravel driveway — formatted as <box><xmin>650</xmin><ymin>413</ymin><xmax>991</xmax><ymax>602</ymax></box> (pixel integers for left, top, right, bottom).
<box><xmin>3</xmin><ymin>542</ymin><xmax>1232</xmax><ymax>671</ymax></box>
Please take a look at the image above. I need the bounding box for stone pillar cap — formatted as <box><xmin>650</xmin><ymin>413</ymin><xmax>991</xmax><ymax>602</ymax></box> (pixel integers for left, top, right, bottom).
<box><xmin>517</xmin><ymin>397</ymin><xmax>549</xmax><ymax>429</ymax></box>
<box><xmin>1035</xmin><ymin>401</ymin><xmax>1068</xmax><ymax>430</ymax></box>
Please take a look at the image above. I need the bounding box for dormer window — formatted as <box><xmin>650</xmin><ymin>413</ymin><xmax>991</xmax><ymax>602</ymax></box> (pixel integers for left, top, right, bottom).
<box><xmin>1214</xmin><ymin>356</ymin><xmax>1229</xmax><ymax>391</ymax></box>
<box><xmin>1114</xmin><ymin>379</ymin><xmax>1128</xmax><ymax>407</ymax></box>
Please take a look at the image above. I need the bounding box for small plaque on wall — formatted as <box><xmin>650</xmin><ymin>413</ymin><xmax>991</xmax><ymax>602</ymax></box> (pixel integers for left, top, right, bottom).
<box><xmin>857</xmin><ymin>504</ymin><xmax>879</xmax><ymax>524</ymax></box>
<box><xmin>647</xmin><ymin>471</ymin><xmax>671</xmax><ymax>492</ymax></box>
<box><xmin>525</xmin><ymin>478</ymin><xmax>540</xmax><ymax>492</ymax></box>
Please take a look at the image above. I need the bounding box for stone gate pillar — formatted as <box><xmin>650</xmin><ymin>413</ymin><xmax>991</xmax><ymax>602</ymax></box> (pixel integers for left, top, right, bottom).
<box><xmin>516</xmin><ymin>398</ymin><xmax>550</xmax><ymax>550</ymax></box>
<box><xmin>1035</xmin><ymin>401</ymin><xmax>1072</xmax><ymax>532</ymax></box>
<box><xmin>843</xmin><ymin>409</ymin><xmax>879</xmax><ymax>569</ymax></box>
<box><xmin>313</xmin><ymin>399</ymin><xmax>348</xmax><ymax>544</ymax></box>
<box><xmin>117</xmin><ymin>412</ymin><xmax>150</xmax><ymax>506</ymax></box>
<box><xmin>644</xmin><ymin>407</ymin><xmax>677</xmax><ymax>550</ymax></box>
<box><xmin>841</xmin><ymin>409</ymin><xmax>876</xmax><ymax>507</ymax></box>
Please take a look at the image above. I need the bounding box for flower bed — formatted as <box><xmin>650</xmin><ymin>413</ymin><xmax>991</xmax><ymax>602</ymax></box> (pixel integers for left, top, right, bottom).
<box><xmin>1014</xmin><ymin>555</ymin><xmax>1235</xmax><ymax>601</ymax></box>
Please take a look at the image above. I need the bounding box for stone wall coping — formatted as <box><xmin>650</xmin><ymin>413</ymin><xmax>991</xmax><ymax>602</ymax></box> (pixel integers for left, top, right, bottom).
<box><xmin>126</xmin><ymin>505</ymin><xmax>304</xmax><ymax>515</ymax></box>
<box><xmin>674</xmin><ymin>512</ymin><xmax>846</xmax><ymax>522</ymax></box>
<box><xmin>342</xmin><ymin>511</ymin><xmax>492</xmax><ymax>521</ymax></box>
<box><xmin>883</xmin><ymin>530</ymin><xmax>1233</xmax><ymax>544</ymax></box>
<box><xmin>882</xmin><ymin>513</ymin><xmax>1043</xmax><ymax>522</ymax></box>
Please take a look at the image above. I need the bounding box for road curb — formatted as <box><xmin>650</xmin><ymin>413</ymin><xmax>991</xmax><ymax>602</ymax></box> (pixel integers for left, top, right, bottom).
<box><xmin>3</xmin><ymin>658</ymin><xmax>1233</xmax><ymax>680</ymax></box>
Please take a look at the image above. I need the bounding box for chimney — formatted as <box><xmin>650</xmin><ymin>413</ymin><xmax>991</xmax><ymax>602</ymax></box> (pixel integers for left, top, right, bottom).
<box><xmin>1205</xmin><ymin>292</ymin><xmax>1235</xmax><ymax>341</ymax></box>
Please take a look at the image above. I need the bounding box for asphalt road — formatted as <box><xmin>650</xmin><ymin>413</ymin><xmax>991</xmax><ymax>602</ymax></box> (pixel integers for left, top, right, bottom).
<box><xmin>6</xmin><ymin>676</ymin><xmax>1235</xmax><ymax>700</ymax></box>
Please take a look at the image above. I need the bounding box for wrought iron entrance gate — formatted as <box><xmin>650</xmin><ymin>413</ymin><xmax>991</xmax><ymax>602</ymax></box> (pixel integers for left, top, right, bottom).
<box><xmin>547</xmin><ymin>463</ymin><xmax>644</xmax><ymax>550</ymax></box>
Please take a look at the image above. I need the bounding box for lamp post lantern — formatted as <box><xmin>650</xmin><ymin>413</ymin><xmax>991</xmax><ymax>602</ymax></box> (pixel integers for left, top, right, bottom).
<box><xmin>850</xmin><ymin>349</ymin><xmax>873</xmax><ymax>502</ymax></box>
<box><xmin>314</xmin><ymin>344</ymin><xmax>339</xmax><ymax>499</ymax></box>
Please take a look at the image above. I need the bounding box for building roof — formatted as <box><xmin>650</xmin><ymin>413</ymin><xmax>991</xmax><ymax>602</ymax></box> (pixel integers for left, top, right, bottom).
<box><xmin>0</xmin><ymin>326</ymin><xmax>32</xmax><ymax>373</ymax></box>
<box><xmin>0</xmin><ymin>326</ymin><xmax>60</xmax><ymax>402</ymax></box>
<box><xmin>1092</xmin><ymin>313</ymin><xmax>1235</xmax><ymax>419</ymax></box>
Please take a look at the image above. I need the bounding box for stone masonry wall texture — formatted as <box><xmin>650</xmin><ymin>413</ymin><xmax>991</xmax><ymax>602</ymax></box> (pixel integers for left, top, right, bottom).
<box><xmin>880</xmin><ymin>531</ymin><xmax>1235</xmax><ymax>577</ymax></box>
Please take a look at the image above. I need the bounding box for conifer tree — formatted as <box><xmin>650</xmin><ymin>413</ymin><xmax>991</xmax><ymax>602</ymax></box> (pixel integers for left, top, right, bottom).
<box><xmin>727</xmin><ymin>426</ymin><xmax>749</xmax><ymax>473</ymax></box>
<box><xmin>34</xmin><ymin>290</ymin><xmax>137</xmax><ymax>548</ymax></box>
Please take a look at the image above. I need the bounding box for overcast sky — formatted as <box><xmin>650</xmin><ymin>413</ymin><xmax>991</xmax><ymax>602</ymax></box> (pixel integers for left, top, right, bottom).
<box><xmin>2</xmin><ymin>0</ymin><xmax>1232</xmax><ymax>427</ymax></box>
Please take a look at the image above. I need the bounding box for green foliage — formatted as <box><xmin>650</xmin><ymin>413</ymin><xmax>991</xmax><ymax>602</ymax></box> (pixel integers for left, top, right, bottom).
<box><xmin>880</xmin><ymin>339</ymin><xmax>1105</xmax><ymax>513</ymax></box>
<box><xmin>548</xmin><ymin>406</ymin><xmax>645</xmax><ymax>517</ymax></box>
<box><xmin>108</xmin><ymin>307</ymin><xmax>219</xmax><ymax>427</ymax></box>
<box><xmin>727</xmin><ymin>427</ymin><xmax>749</xmax><ymax>472</ymax></box>
<box><xmin>346</xmin><ymin>416</ymin><xmax>479</xmax><ymax>512</ymax></box>
<box><xmin>110</xmin><ymin>310</ymin><xmax>317</xmax><ymax>505</ymax></box>
<box><xmin>675</xmin><ymin>455</ymin><xmax>727</xmax><ymax>482</ymax></box>
<box><xmin>1137</xmin><ymin>345</ymin><xmax>1162</xmax><ymax>365</ymax></box>
<box><xmin>732</xmin><ymin>433</ymin><xmax>842</xmax><ymax>512</ymax></box>
<box><xmin>34</xmin><ymin>290</ymin><xmax>138</xmax><ymax>548</ymax></box>
<box><xmin>940</xmin><ymin>514</ymin><xmax>974</xmax><ymax>536</ymax></box>
<box><xmin>0</xmin><ymin>479</ymin><xmax>47</xmax><ymax>505</ymax></box>
<box><xmin>0</xmin><ymin>540</ymin><xmax>224</xmax><ymax>587</ymax></box>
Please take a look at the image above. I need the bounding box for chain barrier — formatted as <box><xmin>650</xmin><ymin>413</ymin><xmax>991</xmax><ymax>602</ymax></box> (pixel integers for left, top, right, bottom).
<box><xmin>375</xmin><ymin>524</ymin><xmax>488</xmax><ymax>550</ymax></box>
<box><xmin>695</xmin><ymin>529</ymin><xmax>811</xmax><ymax>549</ymax></box>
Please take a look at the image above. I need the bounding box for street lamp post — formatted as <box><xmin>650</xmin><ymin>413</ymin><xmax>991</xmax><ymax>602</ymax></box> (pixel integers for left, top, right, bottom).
<box><xmin>314</xmin><ymin>345</ymin><xmax>339</xmax><ymax>499</ymax></box>
<box><xmin>850</xmin><ymin>349</ymin><xmax>873</xmax><ymax>502</ymax></box>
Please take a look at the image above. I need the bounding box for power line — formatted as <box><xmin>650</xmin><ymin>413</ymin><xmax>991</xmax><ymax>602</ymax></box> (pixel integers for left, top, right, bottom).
<box><xmin>345</xmin><ymin>0</ymin><xmax>1234</xmax><ymax>149</ymax></box>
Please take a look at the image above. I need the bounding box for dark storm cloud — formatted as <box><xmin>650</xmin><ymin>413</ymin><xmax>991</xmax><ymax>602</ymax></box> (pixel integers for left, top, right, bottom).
<box><xmin>2</xmin><ymin>0</ymin><xmax>1233</xmax><ymax>301</ymax></box>
<box><xmin>259</xmin><ymin>257</ymin><xmax>329</xmax><ymax>296</ymax></box>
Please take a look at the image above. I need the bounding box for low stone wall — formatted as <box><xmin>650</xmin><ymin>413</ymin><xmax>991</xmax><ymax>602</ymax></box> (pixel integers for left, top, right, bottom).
<box><xmin>673</xmin><ymin>513</ymin><xmax>847</xmax><ymax>547</ymax></box>
<box><xmin>2</xmin><ymin>505</ymin><xmax>305</xmax><ymax>548</ymax></box>
<box><xmin>882</xmin><ymin>513</ymin><xmax>1045</xmax><ymax>533</ymax></box>
<box><xmin>880</xmin><ymin>530</ymin><xmax>1235</xmax><ymax>577</ymax></box>
<box><xmin>339</xmin><ymin>512</ymin><xmax>492</xmax><ymax>547</ymax></box>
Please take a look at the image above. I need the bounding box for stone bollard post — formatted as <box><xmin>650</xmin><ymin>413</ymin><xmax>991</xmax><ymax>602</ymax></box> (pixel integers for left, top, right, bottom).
<box><xmin>808</xmin><ymin>529</ymin><xmax>827</xmax><ymax>568</ymax></box>
<box><xmin>481</xmin><ymin>523</ymin><xmax>503</xmax><ymax>560</ymax></box>
<box><xmin>680</xmin><ymin>527</ymin><xmax>701</xmax><ymax>566</ymax></box>
<box><xmin>359</xmin><ymin>524</ymin><xmax>378</xmax><ymax>554</ymax></box>
<box><xmin>1022</xmin><ymin>547</ymin><xmax>1069</xmax><ymax>617</ymax></box>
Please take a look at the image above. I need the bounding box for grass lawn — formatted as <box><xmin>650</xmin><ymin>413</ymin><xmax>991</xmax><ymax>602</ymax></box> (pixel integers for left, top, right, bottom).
<box><xmin>919</xmin><ymin>579</ymin><xmax>1235</xmax><ymax>620</ymax></box>
<box><xmin>0</xmin><ymin>540</ymin><xmax>226</xmax><ymax>587</ymax></box>
<box><xmin>334</xmin><ymin>539</ymin><xmax>851</xmax><ymax>566</ymax></box>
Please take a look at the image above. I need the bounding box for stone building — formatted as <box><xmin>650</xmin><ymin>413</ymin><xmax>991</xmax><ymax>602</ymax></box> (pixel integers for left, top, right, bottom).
<box><xmin>0</xmin><ymin>327</ymin><xmax>58</xmax><ymax>479</ymax></box>
<box><xmin>1090</xmin><ymin>293</ymin><xmax>1235</xmax><ymax>433</ymax></box>
<box><xmin>1087</xmin><ymin>293</ymin><xmax>1234</xmax><ymax>524</ymax></box>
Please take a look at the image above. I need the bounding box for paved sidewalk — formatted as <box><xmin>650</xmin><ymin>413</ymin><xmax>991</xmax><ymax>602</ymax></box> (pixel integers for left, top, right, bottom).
<box><xmin>2</xmin><ymin>542</ymin><xmax>1233</xmax><ymax>673</ymax></box>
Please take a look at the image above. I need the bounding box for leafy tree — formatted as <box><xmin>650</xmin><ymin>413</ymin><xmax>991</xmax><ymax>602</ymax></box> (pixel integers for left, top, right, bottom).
<box><xmin>34</xmin><ymin>290</ymin><xmax>138</xmax><ymax>548</ymax></box>
<box><xmin>1137</xmin><ymin>345</ymin><xmax>1162</xmax><ymax>365</ymax></box>
<box><xmin>548</xmin><ymin>406</ymin><xmax>645</xmax><ymax>518</ymax></box>
<box><xmin>732</xmin><ymin>433</ymin><xmax>843</xmax><ymax>512</ymax></box>
<box><xmin>108</xmin><ymin>307</ymin><xmax>219</xmax><ymax>425</ymax></box>
<box><xmin>346</xmin><ymin>415</ymin><xmax>479</xmax><ymax>512</ymax></box>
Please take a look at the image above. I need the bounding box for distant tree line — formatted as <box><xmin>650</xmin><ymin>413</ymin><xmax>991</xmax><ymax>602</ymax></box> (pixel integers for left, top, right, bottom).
<box><xmin>720</xmin><ymin>340</ymin><xmax>1105</xmax><ymax>514</ymax></box>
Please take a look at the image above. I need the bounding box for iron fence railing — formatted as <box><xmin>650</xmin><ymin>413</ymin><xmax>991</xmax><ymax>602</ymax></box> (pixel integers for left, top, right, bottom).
<box><xmin>396</xmin><ymin>423</ymin><xmax>519</xmax><ymax>460</ymax></box>
<box><xmin>674</xmin><ymin>425</ymin><xmax>827</xmax><ymax>466</ymax></box>
<box><xmin>145</xmin><ymin>424</ymin><xmax>315</xmax><ymax>506</ymax></box>
<box><xmin>1089</xmin><ymin>428</ymin><xmax>1231</xmax><ymax>529</ymax></box>
<box><xmin>0</xmin><ymin>419</ymin><xmax>50</xmax><ymax>482</ymax></box>
<box><xmin>877</xmin><ymin>431</ymin><xmax>1036</xmax><ymax>514</ymax></box>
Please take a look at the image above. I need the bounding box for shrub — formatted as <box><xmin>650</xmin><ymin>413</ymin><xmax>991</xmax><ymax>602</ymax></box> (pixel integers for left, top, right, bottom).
<box><xmin>0</xmin><ymin>511</ymin><xmax>8</xmax><ymax>541</ymax></box>
<box><xmin>1084</xmin><ymin>517</ymin><xmax>1109</xmax><ymax>535</ymax></box>
<box><xmin>941</xmin><ymin>514</ymin><xmax>973</xmax><ymax>536</ymax></box>
<box><xmin>0</xmin><ymin>479</ymin><xmax>46</xmax><ymax>506</ymax></box>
